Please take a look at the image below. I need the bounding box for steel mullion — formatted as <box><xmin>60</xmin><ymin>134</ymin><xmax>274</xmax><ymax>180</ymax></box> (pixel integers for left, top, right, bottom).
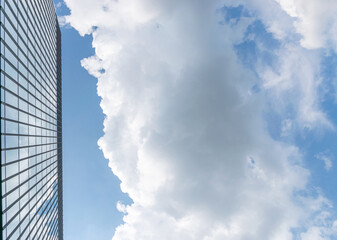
<box><xmin>2</xmin><ymin>157</ymin><xmax>58</xmax><ymax>199</ymax></box>
<box><xmin>0</xmin><ymin>68</ymin><xmax>58</xmax><ymax>119</ymax></box>
<box><xmin>2</xmin><ymin>133</ymin><xmax>57</xmax><ymax>138</ymax></box>
<box><xmin>33</xmin><ymin>194</ymin><xmax>58</xmax><ymax>240</ymax></box>
<box><xmin>0</xmin><ymin>17</ymin><xmax>58</xmax><ymax>109</ymax></box>
<box><xmin>3</xmin><ymin>169</ymin><xmax>58</xmax><ymax>228</ymax></box>
<box><xmin>3</xmin><ymin>167</ymin><xmax>58</xmax><ymax>214</ymax></box>
<box><xmin>0</xmin><ymin>117</ymin><xmax>58</xmax><ymax>134</ymax></box>
<box><xmin>2</xmin><ymin>140</ymin><xmax>56</xmax><ymax>151</ymax></box>
<box><xmin>2</xmin><ymin>146</ymin><xmax>58</xmax><ymax>167</ymax></box>
<box><xmin>31</xmin><ymin>190</ymin><xmax>58</xmax><ymax>240</ymax></box>
<box><xmin>0</xmin><ymin>65</ymin><xmax>58</xmax><ymax>119</ymax></box>
<box><xmin>7</xmin><ymin>178</ymin><xmax>58</xmax><ymax>239</ymax></box>
<box><xmin>0</xmin><ymin>4</ymin><xmax>58</xmax><ymax>104</ymax></box>
<box><xmin>0</xmin><ymin>98</ymin><xmax>57</xmax><ymax>128</ymax></box>
<box><xmin>46</xmin><ymin>217</ymin><xmax>58</xmax><ymax>240</ymax></box>
<box><xmin>2</xmin><ymin>153</ymin><xmax>58</xmax><ymax>194</ymax></box>
<box><xmin>16</xmin><ymin>0</ymin><xmax>56</xmax><ymax>86</ymax></box>
<box><xmin>40</xmin><ymin>204</ymin><xmax>58</xmax><ymax>240</ymax></box>
<box><xmin>25</xmin><ymin>1</ymin><xmax>56</xmax><ymax>85</ymax></box>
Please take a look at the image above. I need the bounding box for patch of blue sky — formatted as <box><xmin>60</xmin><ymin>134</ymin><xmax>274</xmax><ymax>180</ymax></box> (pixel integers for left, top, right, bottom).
<box><xmin>54</xmin><ymin>1</ymin><xmax>131</xmax><ymax>240</ymax></box>
<box><xmin>320</xmin><ymin>51</ymin><xmax>337</xmax><ymax>109</ymax></box>
<box><xmin>220</xmin><ymin>5</ymin><xmax>250</xmax><ymax>25</ymax></box>
<box><xmin>263</xmin><ymin>104</ymin><xmax>296</xmax><ymax>140</ymax></box>
<box><xmin>295</xmin><ymin>126</ymin><xmax>337</xmax><ymax>207</ymax></box>
<box><xmin>292</xmin><ymin>52</ymin><xmax>337</xmax><ymax>212</ymax></box>
<box><xmin>234</xmin><ymin>19</ymin><xmax>280</xmax><ymax>72</ymax></box>
<box><xmin>290</xmin><ymin>184</ymin><xmax>336</xmax><ymax>237</ymax></box>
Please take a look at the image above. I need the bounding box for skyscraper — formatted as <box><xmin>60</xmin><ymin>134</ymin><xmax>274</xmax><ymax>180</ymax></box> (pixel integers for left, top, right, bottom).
<box><xmin>0</xmin><ymin>0</ymin><xmax>62</xmax><ymax>239</ymax></box>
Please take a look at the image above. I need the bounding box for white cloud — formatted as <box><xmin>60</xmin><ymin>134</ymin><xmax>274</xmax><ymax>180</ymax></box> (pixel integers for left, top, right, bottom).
<box><xmin>316</xmin><ymin>152</ymin><xmax>333</xmax><ymax>171</ymax></box>
<box><xmin>300</xmin><ymin>210</ymin><xmax>337</xmax><ymax>240</ymax></box>
<box><xmin>64</xmin><ymin>0</ymin><xmax>337</xmax><ymax>239</ymax></box>
<box><xmin>261</xmin><ymin>46</ymin><xmax>333</xmax><ymax>130</ymax></box>
<box><xmin>281</xmin><ymin>119</ymin><xmax>292</xmax><ymax>136</ymax></box>
<box><xmin>275</xmin><ymin>0</ymin><xmax>337</xmax><ymax>50</ymax></box>
<box><xmin>228</xmin><ymin>0</ymin><xmax>335</xmax><ymax>131</ymax></box>
<box><xmin>55</xmin><ymin>2</ymin><xmax>63</xmax><ymax>9</ymax></box>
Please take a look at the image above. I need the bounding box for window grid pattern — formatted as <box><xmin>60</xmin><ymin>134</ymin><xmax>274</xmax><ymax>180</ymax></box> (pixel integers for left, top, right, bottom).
<box><xmin>0</xmin><ymin>0</ymin><xmax>62</xmax><ymax>239</ymax></box>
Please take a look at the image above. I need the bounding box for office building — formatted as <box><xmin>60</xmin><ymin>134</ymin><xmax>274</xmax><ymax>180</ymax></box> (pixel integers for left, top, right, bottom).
<box><xmin>0</xmin><ymin>0</ymin><xmax>62</xmax><ymax>239</ymax></box>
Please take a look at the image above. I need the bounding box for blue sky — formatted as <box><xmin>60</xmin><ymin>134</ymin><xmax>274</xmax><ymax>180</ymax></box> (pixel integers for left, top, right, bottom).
<box><xmin>54</xmin><ymin>2</ymin><xmax>130</xmax><ymax>239</ymax></box>
<box><xmin>55</xmin><ymin>0</ymin><xmax>337</xmax><ymax>239</ymax></box>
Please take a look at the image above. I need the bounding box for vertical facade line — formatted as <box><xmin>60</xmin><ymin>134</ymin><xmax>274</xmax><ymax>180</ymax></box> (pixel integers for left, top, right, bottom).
<box><xmin>0</xmin><ymin>1</ymin><xmax>62</xmax><ymax>239</ymax></box>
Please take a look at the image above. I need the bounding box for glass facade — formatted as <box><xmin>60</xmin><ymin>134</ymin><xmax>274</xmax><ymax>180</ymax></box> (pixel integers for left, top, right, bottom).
<box><xmin>0</xmin><ymin>0</ymin><xmax>62</xmax><ymax>239</ymax></box>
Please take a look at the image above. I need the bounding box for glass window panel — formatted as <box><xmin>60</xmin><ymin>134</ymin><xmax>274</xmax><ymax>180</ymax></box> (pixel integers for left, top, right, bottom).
<box><xmin>6</xmin><ymin>175</ymin><xmax>19</xmax><ymax>192</ymax></box>
<box><xmin>20</xmin><ymin>171</ymin><xmax>29</xmax><ymax>183</ymax></box>
<box><xmin>28</xmin><ymin>146</ymin><xmax>36</xmax><ymax>156</ymax></box>
<box><xmin>29</xmin><ymin>136</ymin><xmax>36</xmax><ymax>145</ymax></box>
<box><xmin>19</xmin><ymin>158</ymin><xmax>29</xmax><ymax>170</ymax></box>
<box><xmin>5</xmin><ymin>149</ymin><xmax>18</xmax><ymax>164</ymax></box>
<box><xmin>19</xmin><ymin>26</ymin><xmax>27</xmax><ymax>48</ymax></box>
<box><xmin>2</xmin><ymin>135</ymin><xmax>6</xmax><ymax>150</ymax></box>
<box><xmin>1</xmin><ymin>89</ymin><xmax>5</xmax><ymax>102</ymax></box>
<box><xmin>19</xmin><ymin>62</ymin><xmax>28</xmax><ymax>77</ymax></box>
<box><xmin>5</xmin><ymin>162</ymin><xmax>18</xmax><ymax>178</ymax></box>
<box><xmin>5</xmin><ymin>45</ymin><xmax>17</xmax><ymax>67</ymax></box>
<box><xmin>35</xmin><ymin>118</ymin><xmax>41</xmax><ymax>127</ymax></box>
<box><xmin>28</xmin><ymin>125</ymin><xmax>35</xmax><ymax>135</ymax></box>
<box><xmin>29</xmin><ymin>167</ymin><xmax>36</xmax><ymax>177</ymax></box>
<box><xmin>28</xmin><ymin>115</ymin><xmax>35</xmax><ymax>125</ymax></box>
<box><xmin>28</xmin><ymin>94</ymin><xmax>35</xmax><ymax>105</ymax></box>
<box><xmin>28</xmin><ymin>105</ymin><xmax>35</xmax><ymax>116</ymax></box>
<box><xmin>19</xmin><ymin>213</ymin><xmax>29</xmax><ymax>232</ymax></box>
<box><xmin>0</xmin><ymin>3</ymin><xmax>4</xmax><ymax>22</ymax></box>
<box><xmin>35</xmin><ymin>108</ymin><xmax>41</xmax><ymax>118</ymax></box>
<box><xmin>5</xmin><ymin>91</ymin><xmax>18</xmax><ymax>107</ymax></box>
<box><xmin>7</xmin><ymin>219</ymin><xmax>21</xmax><ymax>240</ymax></box>
<box><xmin>5</xmin><ymin>120</ymin><xmax>18</xmax><ymax>134</ymax></box>
<box><xmin>5</xmin><ymin>77</ymin><xmax>18</xmax><ymax>94</ymax></box>
<box><xmin>5</xmin><ymin>106</ymin><xmax>18</xmax><ymax>121</ymax></box>
<box><xmin>5</xmin><ymin>2</ymin><xmax>17</xmax><ymax>25</ymax></box>
<box><xmin>19</xmin><ymin>99</ymin><xmax>28</xmax><ymax>112</ymax></box>
<box><xmin>19</xmin><ymin>111</ymin><xmax>28</xmax><ymax>123</ymax></box>
<box><xmin>1</xmin><ymin>142</ymin><xmax>6</xmax><ymax>164</ymax></box>
<box><xmin>37</xmin><ymin>154</ymin><xmax>42</xmax><ymax>163</ymax></box>
<box><xmin>5</xmin><ymin>135</ymin><xmax>18</xmax><ymax>148</ymax></box>
<box><xmin>19</xmin><ymin>136</ymin><xmax>28</xmax><ymax>147</ymax></box>
<box><xmin>6</xmin><ymin>201</ymin><xmax>20</xmax><ymax>225</ymax></box>
<box><xmin>35</xmin><ymin>127</ymin><xmax>41</xmax><ymax>136</ymax></box>
<box><xmin>18</xmin><ymin>86</ymin><xmax>28</xmax><ymax>101</ymax></box>
<box><xmin>20</xmin><ymin>230</ymin><xmax>29</xmax><ymax>240</ymax></box>
<box><xmin>19</xmin><ymin>123</ymin><xmax>28</xmax><ymax>135</ymax></box>
<box><xmin>18</xmin><ymin>73</ymin><xmax>28</xmax><ymax>89</ymax></box>
<box><xmin>4</xmin><ymin>61</ymin><xmax>17</xmax><ymax>80</ymax></box>
<box><xmin>5</xmin><ymin>29</ymin><xmax>17</xmax><ymax>53</ymax></box>
<box><xmin>28</xmin><ymin>82</ymin><xmax>35</xmax><ymax>93</ymax></box>
<box><xmin>19</xmin><ymin>148</ymin><xmax>29</xmax><ymax>160</ymax></box>
<box><xmin>2</xmin><ymin>166</ymin><xmax>6</xmax><ymax>179</ymax></box>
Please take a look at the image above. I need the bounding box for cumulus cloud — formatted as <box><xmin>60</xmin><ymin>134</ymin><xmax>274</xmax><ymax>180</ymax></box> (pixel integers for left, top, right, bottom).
<box><xmin>64</xmin><ymin>0</ymin><xmax>337</xmax><ymax>239</ymax></box>
<box><xmin>225</xmin><ymin>0</ymin><xmax>334</xmax><ymax>131</ymax></box>
<box><xmin>275</xmin><ymin>0</ymin><xmax>337</xmax><ymax>50</ymax></box>
<box><xmin>316</xmin><ymin>152</ymin><xmax>333</xmax><ymax>171</ymax></box>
